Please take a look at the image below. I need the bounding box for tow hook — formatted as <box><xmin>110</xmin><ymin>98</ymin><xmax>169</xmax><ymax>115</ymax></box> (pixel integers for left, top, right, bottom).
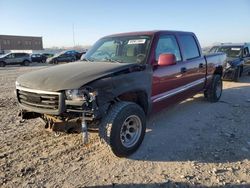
<box><xmin>82</xmin><ymin>112</ymin><xmax>88</xmax><ymax>144</ymax></box>
<box><xmin>19</xmin><ymin>110</ymin><xmax>25</xmax><ymax>123</ymax></box>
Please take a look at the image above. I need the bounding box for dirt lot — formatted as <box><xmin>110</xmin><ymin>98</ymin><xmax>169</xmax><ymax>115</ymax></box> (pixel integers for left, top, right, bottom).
<box><xmin>0</xmin><ymin>64</ymin><xmax>250</xmax><ymax>188</ymax></box>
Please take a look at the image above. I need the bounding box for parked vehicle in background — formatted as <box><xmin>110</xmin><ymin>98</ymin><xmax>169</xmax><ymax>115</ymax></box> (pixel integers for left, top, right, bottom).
<box><xmin>42</xmin><ymin>53</ymin><xmax>54</xmax><ymax>58</ymax></box>
<box><xmin>65</xmin><ymin>50</ymin><xmax>82</xmax><ymax>60</ymax></box>
<box><xmin>0</xmin><ymin>52</ymin><xmax>31</xmax><ymax>67</ymax></box>
<box><xmin>31</xmin><ymin>54</ymin><xmax>47</xmax><ymax>63</ymax></box>
<box><xmin>209</xmin><ymin>43</ymin><xmax>250</xmax><ymax>81</ymax></box>
<box><xmin>46</xmin><ymin>51</ymin><xmax>77</xmax><ymax>64</ymax></box>
<box><xmin>16</xmin><ymin>30</ymin><xmax>226</xmax><ymax>157</ymax></box>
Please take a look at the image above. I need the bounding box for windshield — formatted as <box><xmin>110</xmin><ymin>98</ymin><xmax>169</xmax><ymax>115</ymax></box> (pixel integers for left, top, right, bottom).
<box><xmin>54</xmin><ymin>51</ymin><xmax>66</xmax><ymax>57</ymax></box>
<box><xmin>83</xmin><ymin>35</ymin><xmax>152</xmax><ymax>64</ymax></box>
<box><xmin>210</xmin><ymin>46</ymin><xmax>242</xmax><ymax>58</ymax></box>
<box><xmin>0</xmin><ymin>53</ymin><xmax>10</xmax><ymax>58</ymax></box>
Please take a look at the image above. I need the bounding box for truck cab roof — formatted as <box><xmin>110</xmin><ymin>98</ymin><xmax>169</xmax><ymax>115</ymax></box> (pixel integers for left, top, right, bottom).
<box><xmin>216</xmin><ymin>43</ymin><xmax>250</xmax><ymax>47</ymax></box>
<box><xmin>104</xmin><ymin>30</ymin><xmax>195</xmax><ymax>38</ymax></box>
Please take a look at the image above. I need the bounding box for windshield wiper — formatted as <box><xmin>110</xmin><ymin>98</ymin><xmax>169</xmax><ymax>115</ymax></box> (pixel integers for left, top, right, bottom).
<box><xmin>104</xmin><ymin>57</ymin><xmax>122</xmax><ymax>63</ymax></box>
<box><xmin>81</xmin><ymin>57</ymin><xmax>94</xmax><ymax>62</ymax></box>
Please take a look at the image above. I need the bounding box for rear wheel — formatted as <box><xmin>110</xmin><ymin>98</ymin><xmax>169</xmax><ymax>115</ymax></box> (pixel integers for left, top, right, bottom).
<box><xmin>0</xmin><ymin>61</ymin><xmax>6</xmax><ymax>67</ymax></box>
<box><xmin>99</xmin><ymin>102</ymin><xmax>146</xmax><ymax>157</ymax></box>
<box><xmin>207</xmin><ymin>74</ymin><xmax>223</xmax><ymax>102</ymax></box>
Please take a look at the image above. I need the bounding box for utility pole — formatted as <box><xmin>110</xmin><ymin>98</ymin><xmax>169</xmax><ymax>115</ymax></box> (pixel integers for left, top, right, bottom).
<box><xmin>72</xmin><ymin>24</ymin><xmax>76</xmax><ymax>47</ymax></box>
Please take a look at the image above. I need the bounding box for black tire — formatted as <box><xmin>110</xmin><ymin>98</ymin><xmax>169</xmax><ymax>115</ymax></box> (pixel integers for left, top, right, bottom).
<box><xmin>0</xmin><ymin>61</ymin><xmax>6</xmax><ymax>67</ymax></box>
<box><xmin>53</xmin><ymin>59</ymin><xmax>58</xmax><ymax>64</ymax></box>
<box><xmin>99</xmin><ymin>102</ymin><xmax>146</xmax><ymax>157</ymax></box>
<box><xmin>41</xmin><ymin>59</ymin><xmax>46</xmax><ymax>63</ymax></box>
<box><xmin>233</xmin><ymin>67</ymin><xmax>240</xmax><ymax>82</ymax></box>
<box><xmin>240</xmin><ymin>66</ymin><xmax>243</xmax><ymax>77</ymax></box>
<box><xmin>203</xmin><ymin>90</ymin><xmax>208</xmax><ymax>98</ymax></box>
<box><xmin>23</xmin><ymin>60</ymin><xmax>30</xmax><ymax>66</ymax></box>
<box><xmin>207</xmin><ymin>74</ymin><xmax>223</xmax><ymax>102</ymax></box>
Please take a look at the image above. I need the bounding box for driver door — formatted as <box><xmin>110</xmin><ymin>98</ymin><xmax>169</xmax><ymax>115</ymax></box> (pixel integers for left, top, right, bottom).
<box><xmin>5</xmin><ymin>53</ymin><xmax>16</xmax><ymax>65</ymax></box>
<box><xmin>151</xmin><ymin>34</ymin><xmax>190</xmax><ymax>111</ymax></box>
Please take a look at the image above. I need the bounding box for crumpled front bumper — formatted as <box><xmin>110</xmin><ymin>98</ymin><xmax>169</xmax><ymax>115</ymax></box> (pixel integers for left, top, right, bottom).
<box><xmin>222</xmin><ymin>67</ymin><xmax>237</xmax><ymax>80</ymax></box>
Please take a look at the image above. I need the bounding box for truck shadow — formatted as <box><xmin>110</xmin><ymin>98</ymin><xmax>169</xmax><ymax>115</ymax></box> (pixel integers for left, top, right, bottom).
<box><xmin>131</xmin><ymin>83</ymin><xmax>250</xmax><ymax>163</ymax></box>
<box><xmin>87</xmin><ymin>182</ymin><xmax>249</xmax><ymax>188</ymax></box>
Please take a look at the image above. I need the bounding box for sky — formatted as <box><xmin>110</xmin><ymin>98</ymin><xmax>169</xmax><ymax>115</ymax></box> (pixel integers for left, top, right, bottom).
<box><xmin>1</xmin><ymin>0</ymin><xmax>250</xmax><ymax>48</ymax></box>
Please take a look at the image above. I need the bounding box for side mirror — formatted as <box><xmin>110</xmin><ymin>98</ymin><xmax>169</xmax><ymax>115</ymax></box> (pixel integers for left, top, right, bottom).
<box><xmin>158</xmin><ymin>53</ymin><xmax>176</xmax><ymax>66</ymax></box>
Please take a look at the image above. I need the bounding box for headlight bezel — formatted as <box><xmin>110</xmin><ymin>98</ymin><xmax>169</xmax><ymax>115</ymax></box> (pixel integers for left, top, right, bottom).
<box><xmin>65</xmin><ymin>87</ymin><xmax>97</xmax><ymax>102</ymax></box>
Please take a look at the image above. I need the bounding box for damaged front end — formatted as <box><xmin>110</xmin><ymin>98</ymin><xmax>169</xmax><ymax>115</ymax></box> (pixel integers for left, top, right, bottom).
<box><xmin>222</xmin><ymin>59</ymin><xmax>243</xmax><ymax>80</ymax></box>
<box><xmin>17</xmin><ymin>84</ymin><xmax>102</xmax><ymax>143</ymax></box>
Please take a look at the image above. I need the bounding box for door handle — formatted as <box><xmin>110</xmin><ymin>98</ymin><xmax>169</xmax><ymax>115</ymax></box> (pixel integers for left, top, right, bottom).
<box><xmin>180</xmin><ymin>67</ymin><xmax>187</xmax><ymax>73</ymax></box>
<box><xmin>199</xmin><ymin>63</ymin><xmax>204</xmax><ymax>68</ymax></box>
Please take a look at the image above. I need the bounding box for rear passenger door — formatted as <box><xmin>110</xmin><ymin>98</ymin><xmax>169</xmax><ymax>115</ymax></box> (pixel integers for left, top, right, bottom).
<box><xmin>15</xmin><ymin>53</ymin><xmax>23</xmax><ymax>64</ymax></box>
<box><xmin>177</xmin><ymin>34</ymin><xmax>206</xmax><ymax>92</ymax></box>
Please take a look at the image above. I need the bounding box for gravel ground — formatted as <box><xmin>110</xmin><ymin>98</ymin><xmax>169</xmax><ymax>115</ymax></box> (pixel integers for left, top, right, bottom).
<box><xmin>0</xmin><ymin>64</ymin><xmax>250</xmax><ymax>188</ymax></box>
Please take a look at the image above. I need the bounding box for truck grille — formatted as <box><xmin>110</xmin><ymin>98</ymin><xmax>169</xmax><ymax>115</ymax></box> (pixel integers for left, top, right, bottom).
<box><xmin>16</xmin><ymin>87</ymin><xmax>63</xmax><ymax>114</ymax></box>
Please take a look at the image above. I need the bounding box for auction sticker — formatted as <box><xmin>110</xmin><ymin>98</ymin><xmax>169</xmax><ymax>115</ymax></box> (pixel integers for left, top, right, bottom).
<box><xmin>128</xmin><ymin>39</ymin><xmax>146</xmax><ymax>44</ymax></box>
<box><xmin>231</xmin><ymin>48</ymin><xmax>241</xmax><ymax>51</ymax></box>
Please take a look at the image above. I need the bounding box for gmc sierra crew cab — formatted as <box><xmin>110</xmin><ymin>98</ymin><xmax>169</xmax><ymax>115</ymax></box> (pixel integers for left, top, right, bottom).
<box><xmin>15</xmin><ymin>30</ymin><xmax>226</xmax><ymax>157</ymax></box>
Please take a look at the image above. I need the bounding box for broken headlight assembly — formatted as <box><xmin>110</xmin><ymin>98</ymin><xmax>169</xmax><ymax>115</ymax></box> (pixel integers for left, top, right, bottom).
<box><xmin>65</xmin><ymin>87</ymin><xmax>97</xmax><ymax>102</ymax></box>
<box><xmin>226</xmin><ymin>62</ymin><xmax>231</xmax><ymax>69</ymax></box>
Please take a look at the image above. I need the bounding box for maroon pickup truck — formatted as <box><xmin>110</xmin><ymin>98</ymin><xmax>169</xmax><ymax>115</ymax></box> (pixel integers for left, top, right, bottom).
<box><xmin>16</xmin><ymin>30</ymin><xmax>226</xmax><ymax>157</ymax></box>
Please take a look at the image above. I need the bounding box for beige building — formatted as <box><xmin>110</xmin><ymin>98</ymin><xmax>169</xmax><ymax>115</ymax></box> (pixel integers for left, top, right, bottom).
<box><xmin>0</xmin><ymin>35</ymin><xmax>43</xmax><ymax>53</ymax></box>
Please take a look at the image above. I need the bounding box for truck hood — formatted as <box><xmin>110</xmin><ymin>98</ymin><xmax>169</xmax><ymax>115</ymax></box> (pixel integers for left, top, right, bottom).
<box><xmin>17</xmin><ymin>61</ymin><xmax>136</xmax><ymax>91</ymax></box>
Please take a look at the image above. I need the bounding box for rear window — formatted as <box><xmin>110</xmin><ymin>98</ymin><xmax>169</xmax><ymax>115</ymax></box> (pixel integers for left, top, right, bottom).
<box><xmin>179</xmin><ymin>35</ymin><xmax>200</xmax><ymax>60</ymax></box>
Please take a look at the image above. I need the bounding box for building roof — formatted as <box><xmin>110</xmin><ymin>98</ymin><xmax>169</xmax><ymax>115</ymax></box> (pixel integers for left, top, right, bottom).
<box><xmin>0</xmin><ymin>34</ymin><xmax>42</xmax><ymax>39</ymax></box>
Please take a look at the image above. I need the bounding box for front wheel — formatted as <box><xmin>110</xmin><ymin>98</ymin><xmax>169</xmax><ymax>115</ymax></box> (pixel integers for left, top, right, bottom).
<box><xmin>233</xmin><ymin>67</ymin><xmax>240</xmax><ymax>82</ymax></box>
<box><xmin>23</xmin><ymin>60</ymin><xmax>30</xmax><ymax>66</ymax></box>
<box><xmin>207</xmin><ymin>74</ymin><xmax>223</xmax><ymax>102</ymax></box>
<box><xmin>99</xmin><ymin>102</ymin><xmax>146</xmax><ymax>157</ymax></box>
<box><xmin>0</xmin><ymin>61</ymin><xmax>6</xmax><ymax>67</ymax></box>
<box><xmin>53</xmin><ymin>59</ymin><xmax>58</xmax><ymax>64</ymax></box>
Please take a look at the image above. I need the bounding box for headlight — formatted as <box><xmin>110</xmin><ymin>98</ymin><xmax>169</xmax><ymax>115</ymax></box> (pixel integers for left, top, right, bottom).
<box><xmin>226</xmin><ymin>62</ymin><xmax>231</xmax><ymax>69</ymax></box>
<box><xmin>65</xmin><ymin>88</ymin><xmax>97</xmax><ymax>101</ymax></box>
<box><xmin>15</xmin><ymin>81</ymin><xmax>20</xmax><ymax>86</ymax></box>
<box><xmin>65</xmin><ymin>89</ymin><xmax>86</xmax><ymax>101</ymax></box>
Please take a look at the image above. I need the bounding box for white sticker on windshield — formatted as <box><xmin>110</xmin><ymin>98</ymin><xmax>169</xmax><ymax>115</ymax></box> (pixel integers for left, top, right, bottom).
<box><xmin>231</xmin><ymin>48</ymin><xmax>241</xmax><ymax>51</ymax></box>
<box><xmin>128</xmin><ymin>39</ymin><xmax>146</xmax><ymax>44</ymax></box>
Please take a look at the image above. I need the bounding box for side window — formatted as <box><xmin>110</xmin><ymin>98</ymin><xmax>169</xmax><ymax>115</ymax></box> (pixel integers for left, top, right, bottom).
<box><xmin>155</xmin><ymin>35</ymin><xmax>181</xmax><ymax>61</ymax></box>
<box><xmin>179</xmin><ymin>35</ymin><xmax>200</xmax><ymax>60</ymax></box>
<box><xmin>243</xmin><ymin>47</ymin><xmax>249</xmax><ymax>57</ymax></box>
<box><xmin>7</xmin><ymin>54</ymin><xmax>14</xmax><ymax>59</ymax></box>
<box><xmin>15</xmin><ymin>53</ymin><xmax>22</xmax><ymax>58</ymax></box>
<box><xmin>15</xmin><ymin>53</ymin><xmax>20</xmax><ymax>58</ymax></box>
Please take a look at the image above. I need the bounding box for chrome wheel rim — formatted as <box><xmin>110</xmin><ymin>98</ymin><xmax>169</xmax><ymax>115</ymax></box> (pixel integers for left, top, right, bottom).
<box><xmin>120</xmin><ymin>115</ymin><xmax>142</xmax><ymax>148</ymax></box>
<box><xmin>216</xmin><ymin>79</ymin><xmax>222</xmax><ymax>98</ymax></box>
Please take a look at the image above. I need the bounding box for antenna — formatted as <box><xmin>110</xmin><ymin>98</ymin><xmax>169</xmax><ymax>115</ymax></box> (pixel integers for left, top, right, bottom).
<box><xmin>72</xmin><ymin>24</ymin><xmax>76</xmax><ymax>47</ymax></box>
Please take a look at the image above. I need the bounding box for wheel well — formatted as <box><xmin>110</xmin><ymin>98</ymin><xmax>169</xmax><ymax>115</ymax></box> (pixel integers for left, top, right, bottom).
<box><xmin>118</xmin><ymin>91</ymin><xmax>148</xmax><ymax>114</ymax></box>
<box><xmin>214</xmin><ymin>66</ymin><xmax>223</xmax><ymax>77</ymax></box>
